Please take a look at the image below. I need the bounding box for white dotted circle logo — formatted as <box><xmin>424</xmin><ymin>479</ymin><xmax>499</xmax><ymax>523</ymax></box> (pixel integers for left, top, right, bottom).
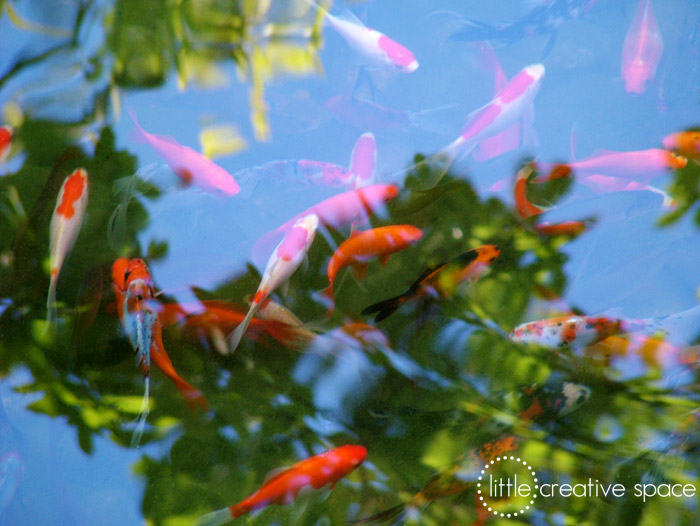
<box><xmin>476</xmin><ymin>456</ymin><xmax>538</xmax><ymax>518</ymax></box>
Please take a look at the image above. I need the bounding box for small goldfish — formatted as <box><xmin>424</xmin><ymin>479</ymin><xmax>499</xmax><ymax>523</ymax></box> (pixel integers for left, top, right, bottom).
<box><xmin>621</xmin><ymin>0</ymin><xmax>663</xmax><ymax>94</ymax></box>
<box><xmin>194</xmin><ymin>445</ymin><xmax>367</xmax><ymax>526</ymax></box>
<box><xmin>442</xmin><ymin>64</ymin><xmax>545</xmax><ymax>161</ymax></box>
<box><xmin>324</xmin><ymin>225</ymin><xmax>423</xmax><ymax>312</ymax></box>
<box><xmin>130</xmin><ymin>112</ymin><xmax>239</xmax><ymax>197</ymax></box>
<box><xmin>230</xmin><ymin>214</ymin><xmax>319</xmax><ymax>353</ymax></box>
<box><xmin>533</xmin><ymin>220</ymin><xmax>589</xmax><ymax>237</ymax></box>
<box><xmin>349</xmin><ymin>132</ymin><xmax>376</xmax><ymax>188</ymax></box>
<box><xmin>663</xmin><ymin>130</ymin><xmax>700</xmax><ymax>161</ymax></box>
<box><xmin>361</xmin><ymin>244</ymin><xmax>500</xmax><ymax>322</ymax></box>
<box><xmin>0</xmin><ymin>126</ymin><xmax>11</xmax><ymax>162</ymax></box>
<box><xmin>307</xmin><ymin>1</ymin><xmax>418</xmax><ymax>73</ymax></box>
<box><xmin>47</xmin><ymin>168</ymin><xmax>89</xmax><ymax>327</ymax></box>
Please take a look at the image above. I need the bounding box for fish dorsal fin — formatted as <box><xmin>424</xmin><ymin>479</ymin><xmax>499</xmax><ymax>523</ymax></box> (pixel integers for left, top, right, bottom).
<box><xmin>378</xmin><ymin>253</ymin><xmax>390</xmax><ymax>266</ymax></box>
<box><xmin>349</xmin><ymin>229</ymin><xmax>363</xmax><ymax>239</ymax></box>
<box><xmin>334</xmin><ymin>7</ymin><xmax>366</xmax><ymax>28</ymax></box>
<box><xmin>263</xmin><ymin>466</ymin><xmax>292</xmax><ymax>485</ymax></box>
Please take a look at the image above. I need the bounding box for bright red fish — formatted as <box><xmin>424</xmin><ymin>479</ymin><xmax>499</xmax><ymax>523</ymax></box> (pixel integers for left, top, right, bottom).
<box><xmin>361</xmin><ymin>244</ymin><xmax>500</xmax><ymax>322</ymax></box>
<box><xmin>621</xmin><ymin>0</ymin><xmax>663</xmax><ymax>94</ymax></box>
<box><xmin>0</xmin><ymin>125</ymin><xmax>11</xmax><ymax>162</ymax></box>
<box><xmin>47</xmin><ymin>168</ymin><xmax>89</xmax><ymax>327</ymax></box>
<box><xmin>324</xmin><ymin>225</ymin><xmax>423</xmax><ymax>312</ymax></box>
<box><xmin>194</xmin><ymin>445</ymin><xmax>367</xmax><ymax>526</ymax></box>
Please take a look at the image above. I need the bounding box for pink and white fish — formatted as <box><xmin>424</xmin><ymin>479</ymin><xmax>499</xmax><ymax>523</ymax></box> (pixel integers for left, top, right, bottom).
<box><xmin>621</xmin><ymin>0</ymin><xmax>663</xmax><ymax>94</ymax></box>
<box><xmin>348</xmin><ymin>132</ymin><xmax>376</xmax><ymax>188</ymax></box>
<box><xmin>229</xmin><ymin>214</ymin><xmax>319</xmax><ymax>353</ymax></box>
<box><xmin>47</xmin><ymin>168</ymin><xmax>89</xmax><ymax>327</ymax></box>
<box><xmin>130</xmin><ymin>112</ymin><xmax>240</xmax><ymax>197</ymax></box>
<box><xmin>443</xmin><ymin>63</ymin><xmax>545</xmax><ymax>161</ymax></box>
<box><xmin>307</xmin><ymin>0</ymin><xmax>418</xmax><ymax>73</ymax></box>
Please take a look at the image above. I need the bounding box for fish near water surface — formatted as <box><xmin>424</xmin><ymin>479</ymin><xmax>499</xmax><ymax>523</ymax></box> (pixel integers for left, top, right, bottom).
<box><xmin>621</xmin><ymin>0</ymin><xmax>663</xmax><ymax>94</ymax></box>
<box><xmin>193</xmin><ymin>445</ymin><xmax>367</xmax><ymax>526</ymax></box>
<box><xmin>324</xmin><ymin>225</ymin><xmax>423</xmax><ymax>313</ymax></box>
<box><xmin>361</xmin><ymin>244</ymin><xmax>500</xmax><ymax>322</ymax></box>
<box><xmin>47</xmin><ymin>167</ymin><xmax>89</xmax><ymax>327</ymax></box>
<box><xmin>348</xmin><ymin>132</ymin><xmax>376</xmax><ymax>188</ymax></box>
<box><xmin>0</xmin><ymin>125</ymin><xmax>11</xmax><ymax>162</ymax></box>
<box><xmin>230</xmin><ymin>214</ymin><xmax>319</xmax><ymax>353</ymax></box>
<box><xmin>663</xmin><ymin>130</ymin><xmax>700</xmax><ymax>161</ymax></box>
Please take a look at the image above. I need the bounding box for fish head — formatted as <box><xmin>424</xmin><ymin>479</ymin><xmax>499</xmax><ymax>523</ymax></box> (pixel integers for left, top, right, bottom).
<box><xmin>111</xmin><ymin>257</ymin><xmax>131</xmax><ymax>290</ymax></box>
<box><xmin>559</xmin><ymin>382</ymin><xmax>592</xmax><ymax>415</ymax></box>
<box><xmin>524</xmin><ymin>63</ymin><xmax>545</xmax><ymax>94</ymax></box>
<box><xmin>402</xmin><ymin>225</ymin><xmax>424</xmax><ymax>244</ymax></box>
<box><xmin>334</xmin><ymin>444</ymin><xmax>368</xmax><ymax>471</ymax></box>
<box><xmin>477</xmin><ymin>244</ymin><xmax>501</xmax><ymax>265</ymax></box>
<box><xmin>377</xmin><ymin>35</ymin><xmax>418</xmax><ymax>73</ymax></box>
<box><xmin>665</xmin><ymin>152</ymin><xmax>688</xmax><ymax>170</ymax></box>
<box><xmin>623</xmin><ymin>59</ymin><xmax>651</xmax><ymax>94</ymax></box>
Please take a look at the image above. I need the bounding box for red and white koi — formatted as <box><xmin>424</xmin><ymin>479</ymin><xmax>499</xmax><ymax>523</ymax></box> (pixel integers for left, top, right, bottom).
<box><xmin>307</xmin><ymin>1</ymin><xmax>418</xmax><ymax>73</ymax></box>
<box><xmin>47</xmin><ymin>168</ymin><xmax>89</xmax><ymax>327</ymax></box>
<box><xmin>621</xmin><ymin>0</ymin><xmax>663</xmax><ymax>94</ymax></box>
<box><xmin>194</xmin><ymin>445</ymin><xmax>367</xmax><ymax>526</ymax></box>
<box><xmin>0</xmin><ymin>126</ymin><xmax>11</xmax><ymax>162</ymax></box>
<box><xmin>130</xmin><ymin>112</ymin><xmax>240</xmax><ymax>197</ymax></box>
<box><xmin>324</xmin><ymin>225</ymin><xmax>423</xmax><ymax>313</ymax></box>
<box><xmin>442</xmin><ymin>64</ymin><xmax>545</xmax><ymax>161</ymax></box>
<box><xmin>349</xmin><ymin>132</ymin><xmax>377</xmax><ymax>188</ymax></box>
<box><xmin>230</xmin><ymin>214</ymin><xmax>319</xmax><ymax>353</ymax></box>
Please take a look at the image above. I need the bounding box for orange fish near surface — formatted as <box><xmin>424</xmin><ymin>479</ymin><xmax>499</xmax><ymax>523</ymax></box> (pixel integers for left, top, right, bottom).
<box><xmin>47</xmin><ymin>168</ymin><xmax>89</xmax><ymax>327</ymax></box>
<box><xmin>194</xmin><ymin>445</ymin><xmax>367</xmax><ymax>526</ymax></box>
<box><xmin>324</xmin><ymin>225</ymin><xmax>423</xmax><ymax>312</ymax></box>
<box><xmin>663</xmin><ymin>130</ymin><xmax>700</xmax><ymax>161</ymax></box>
<box><xmin>361</xmin><ymin>244</ymin><xmax>500</xmax><ymax>322</ymax></box>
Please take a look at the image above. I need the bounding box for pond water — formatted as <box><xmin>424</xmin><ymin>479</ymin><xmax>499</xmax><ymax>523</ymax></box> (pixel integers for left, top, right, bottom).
<box><xmin>1</xmin><ymin>0</ymin><xmax>699</xmax><ymax>525</ymax></box>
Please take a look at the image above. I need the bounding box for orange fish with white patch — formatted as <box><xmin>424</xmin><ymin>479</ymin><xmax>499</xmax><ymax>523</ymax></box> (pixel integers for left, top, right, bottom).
<box><xmin>47</xmin><ymin>168</ymin><xmax>89</xmax><ymax>327</ymax></box>
<box><xmin>194</xmin><ymin>445</ymin><xmax>367</xmax><ymax>526</ymax></box>
<box><xmin>324</xmin><ymin>225</ymin><xmax>423</xmax><ymax>313</ymax></box>
<box><xmin>229</xmin><ymin>214</ymin><xmax>319</xmax><ymax>353</ymax></box>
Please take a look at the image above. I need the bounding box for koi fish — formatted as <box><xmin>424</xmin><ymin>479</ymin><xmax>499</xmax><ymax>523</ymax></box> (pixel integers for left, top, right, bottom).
<box><xmin>0</xmin><ymin>125</ymin><xmax>11</xmax><ymax>162</ymax></box>
<box><xmin>442</xmin><ymin>64</ymin><xmax>545</xmax><ymax>161</ymax></box>
<box><xmin>349</xmin><ymin>132</ymin><xmax>376</xmax><ymax>188</ymax></box>
<box><xmin>112</xmin><ymin>258</ymin><xmax>208</xmax><ymax>444</ymax></box>
<box><xmin>621</xmin><ymin>0</ymin><xmax>663</xmax><ymax>94</ymax></box>
<box><xmin>130</xmin><ymin>112</ymin><xmax>239</xmax><ymax>197</ymax></box>
<box><xmin>324</xmin><ymin>225</ymin><xmax>423</xmax><ymax>312</ymax></box>
<box><xmin>47</xmin><ymin>168</ymin><xmax>89</xmax><ymax>327</ymax></box>
<box><xmin>252</xmin><ymin>183</ymin><xmax>399</xmax><ymax>264</ymax></box>
<box><xmin>361</xmin><ymin>244</ymin><xmax>500</xmax><ymax>322</ymax></box>
<box><xmin>230</xmin><ymin>214</ymin><xmax>319</xmax><ymax>353</ymax></box>
<box><xmin>514</xmin><ymin>381</ymin><xmax>591</xmax><ymax>422</ymax></box>
<box><xmin>663</xmin><ymin>130</ymin><xmax>700</xmax><ymax>161</ymax></box>
<box><xmin>584</xmin><ymin>333</ymin><xmax>698</xmax><ymax>372</ymax></box>
<box><xmin>306</xmin><ymin>0</ymin><xmax>418</xmax><ymax>73</ymax></box>
<box><xmin>194</xmin><ymin>445</ymin><xmax>367</xmax><ymax>526</ymax></box>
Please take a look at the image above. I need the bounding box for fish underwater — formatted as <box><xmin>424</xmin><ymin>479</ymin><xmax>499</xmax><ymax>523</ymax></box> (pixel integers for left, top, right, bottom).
<box><xmin>47</xmin><ymin>167</ymin><xmax>89</xmax><ymax>328</ymax></box>
<box><xmin>362</xmin><ymin>244</ymin><xmax>500</xmax><ymax>322</ymax></box>
<box><xmin>663</xmin><ymin>130</ymin><xmax>700</xmax><ymax>161</ymax></box>
<box><xmin>324</xmin><ymin>225</ymin><xmax>423</xmax><ymax>313</ymax></box>
<box><xmin>193</xmin><ymin>445</ymin><xmax>367</xmax><ymax>526</ymax></box>
<box><xmin>230</xmin><ymin>214</ymin><xmax>319</xmax><ymax>353</ymax></box>
<box><xmin>0</xmin><ymin>125</ymin><xmax>11</xmax><ymax>162</ymax></box>
<box><xmin>621</xmin><ymin>0</ymin><xmax>663</xmax><ymax>94</ymax></box>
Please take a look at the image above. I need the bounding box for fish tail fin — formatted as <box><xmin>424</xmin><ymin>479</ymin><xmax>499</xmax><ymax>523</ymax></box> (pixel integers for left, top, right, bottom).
<box><xmin>322</xmin><ymin>284</ymin><xmax>336</xmax><ymax>316</ymax></box>
<box><xmin>128</xmin><ymin>109</ymin><xmax>148</xmax><ymax>144</ymax></box>
<box><xmin>173</xmin><ymin>378</ymin><xmax>209</xmax><ymax>412</ymax></box>
<box><xmin>349</xmin><ymin>503</ymin><xmax>406</xmax><ymax>524</ymax></box>
<box><xmin>408</xmin><ymin>103</ymin><xmax>459</xmax><ymax>135</ymax></box>
<box><xmin>228</xmin><ymin>303</ymin><xmax>259</xmax><ymax>354</ymax></box>
<box><xmin>45</xmin><ymin>273</ymin><xmax>58</xmax><ymax>333</ymax></box>
<box><xmin>193</xmin><ymin>507</ymin><xmax>235</xmax><ymax>526</ymax></box>
<box><xmin>361</xmin><ymin>293</ymin><xmax>408</xmax><ymax>322</ymax></box>
<box><xmin>449</xmin><ymin>18</ymin><xmax>501</xmax><ymax>42</ymax></box>
<box><xmin>131</xmin><ymin>376</ymin><xmax>150</xmax><ymax>448</ymax></box>
<box><xmin>264</xmin><ymin>321</ymin><xmax>315</xmax><ymax>351</ymax></box>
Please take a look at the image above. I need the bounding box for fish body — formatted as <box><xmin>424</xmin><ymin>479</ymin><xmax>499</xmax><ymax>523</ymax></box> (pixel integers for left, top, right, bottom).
<box><xmin>621</xmin><ymin>0</ymin><xmax>663</xmax><ymax>94</ymax></box>
<box><xmin>0</xmin><ymin>125</ymin><xmax>11</xmax><ymax>162</ymax></box>
<box><xmin>309</xmin><ymin>1</ymin><xmax>418</xmax><ymax>73</ymax></box>
<box><xmin>130</xmin><ymin>112</ymin><xmax>239</xmax><ymax>196</ymax></box>
<box><xmin>230</xmin><ymin>214</ymin><xmax>319</xmax><ymax>353</ymax></box>
<box><xmin>194</xmin><ymin>445</ymin><xmax>367</xmax><ymax>526</ymax></box>
<box><xmin>663</xmin><ymin>130</ymin><xmax>700</xmax><ymax>160</ymax></box>
<box><xmin>324</xmin><ymin>225</ymin><xmax>423</xmax><ymax>311</ymax></box>
<box><xmin>349</xmin><ymin>132</ymin><xmax>377</xmax><ymax>188</ymax></box>
<box><xmin>585</xmin><ymin>333</ymin><xmax>696</xmax><ymax>372</ymax></box>
<box><xmin>515</xmin><ymin>381</ymin><xmax>591</xmax><ymax>422</ymax></box>
<box><xmin>443</xmin><ymin>64</ymin><xmax>545</xmax><ymax>160</ymax></box>
<box><xmin>47</xmin><ymin>168</ymin><xmax>89</xmax><ymax>326</ymax></box>
<box><xmin>361</xmin><ymin>244</ymin><xmax>500</xmax><ymax>322</ymax></box>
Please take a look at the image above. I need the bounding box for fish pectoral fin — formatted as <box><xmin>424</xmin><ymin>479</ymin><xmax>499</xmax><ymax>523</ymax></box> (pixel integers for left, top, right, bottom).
<box><xmin>280</xmin><ymin>279</ymin><xmax>290</xmax><ymax>297</ymax></box>
<box><xmin>378</xmin><ymin>253</ymin><xmax>390</xmax><ymax>267</ymax></box>
<box><xmin>263</xmin><ymin>466</ymin><xmax>291</xmax><ymax>484</ymax></box>
<box><xmin>351</xmin><ymin>262</ymin><xmax>368</xmax><ymax>281</ymax></box>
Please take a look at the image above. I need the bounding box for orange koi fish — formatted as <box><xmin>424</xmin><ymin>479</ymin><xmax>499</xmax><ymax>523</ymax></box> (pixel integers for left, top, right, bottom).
<box><xmin>194</xmin><ymin>445</ymin><xmax>367</xmax><ymax>526</ymax></box>
<box><xmin>324</xmin><ymin>225</ymin><xmax>423</xmax><ymax>312</ymax></box>
<box><xmin>112</xmin><ymin>258</ymin><xmax>208</xmax><ymax>444</ymax></box>
<box><xmin>130</xmin><ymin>112</ymin><xmax>240</xmax><ymax>197</ymax></box>
<box><xmin>621</xmin><ymin>0</ymin><xmax>663</xmax><ymax>94</ymax></box>
<box><xmin>361</xmin><ymin>245</ymin><xmax>500</xmax><ymax>322</ymax></box>
<box><xmin>0</xmin><ymin>126</ymin><xmax>11</xmax><ymax>162</ymax></box>
<box><xmin>47</xmin><ymin>168</ymin><xmax>89</xmax><ymax>327</ymax></box>
<box><xmin>533</xmin><ymin>220</ymin><xmax>589</xmax><ymax>238</ymax></box>
<box><xmin>663</xmin><ymin>130</ymin><xmax>700</xmax><ymax>161</ymax></box>
<box><xmin>229</xmin><ymin>214</ymin><xmax>319</xmax><ymax>353</ymax></box>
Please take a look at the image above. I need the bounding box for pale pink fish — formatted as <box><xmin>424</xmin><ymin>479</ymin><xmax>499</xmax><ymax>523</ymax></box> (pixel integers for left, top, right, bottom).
<box><xmin>348</xmin><ymin>132</ymin><xmax>376</xmax><ymax>188</ymax></box>
<box><xmin>130</xmin><ymin>112</ymin><xmax>240</xmax><ymax>197</ymax></box>
<box><xmin>47</xmin><ymin>168</ymin><xmax>89</xmax><ymax>327</ymax></box>
<box><xmin>443</xmin><ymin>63</ymin><xmax>545</xmax><ymax>160</ymax></box>
<box><xmin>307</xmin><ymin>0</ymin><xmax>418</xmax><ymax>73</ymax></box>
<box><xmin>229</xmin><ymin>214</ymin><xmax>319</xmax><ymax>353</ymax></box>
<box><xmin>471</xmin><ymin>44</ymin><xmax>521</xmax><ymax>162</ymax></box>
<box><xmin>252</xmin><ymin>183</ymin><xmax>399</xmax><ymax>265</ymax></box>
<box><xmin>621</xmin><ymin>0</ymin><xmax>663</xmax><ymax>94</ymax></box>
